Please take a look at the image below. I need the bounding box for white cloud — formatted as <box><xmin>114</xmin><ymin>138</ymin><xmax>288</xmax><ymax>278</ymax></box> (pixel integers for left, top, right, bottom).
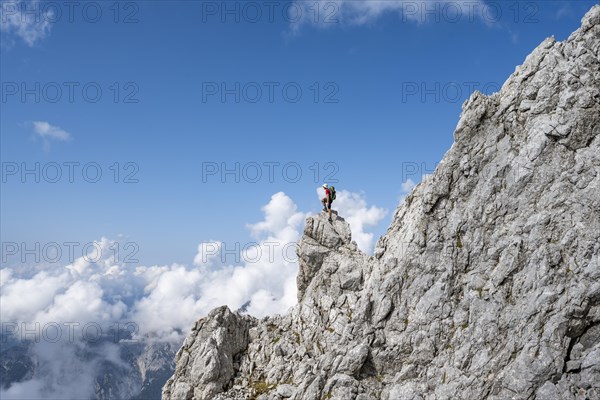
<box><xmin>1</xmin><ymin>340</ymin><xmax>119</xmax><ymax>400</ymax></box>
<box><xmin>2</xmin><ymin>190</ymin><xmax>386</xmax><ymax>339</ymax></box>
<box><xmin>190</xmin><ymin>192</ymin><xmax>310</xmax><ymax>318</ymax></box>
<box><xmin>0</xmin><ymin>242</ymin><xmax>133</xmax><ymax>400</ymax></box>
<box><xmin>401</xmin><ymin>178</ymin><xmax>417</xmax><ymax>193</ymax></box>
<box><xmin>33</xmin><ymin>280</ymin><xmax>127</xmax><ymax>329</ymax></box>
<box><xmin>247</xmin><ymin>192</ymin><xmax>306</xmax><ymax>241</ymax></box>
<box><xmin>130</xmin><ymin>264</ymin><xmax>204</xmax><ymax>338</ymax></box>
<box><xmin>289</xmin><ymin>0</ymin><xmax>492</xmax><ymax>32</ymax></box>
<box><xmin>29</xmin><ymin>121</ymin><xmax>71</xmax><ymax>151</ymax></box>
<box><xmin>32</xmin><ymin>121</ymin><xmax>71</xmax><ymax>141</ymax></box>
<box><xmin>398</xmin><ymin>177</ymin><xmax>418</xmax><ymax>203</ymax></box>
<box><xmin>193</xmin><ymin>240</ymin><xmax>223</xmax><ymax>267</ymax></box>
<box><xmin>0</xmin><ymin>270</ymin><xmax>69</xmax><ymax>322</ymax></box>
<box><xmin>123</xmin><ymin>192</ymin><xmax>310</xmax><ymax>338</ymax></box>
<box><xmin>0</xmin><ymin>1</ymin><xmax>53</xmax><ymax>47</ymax></box>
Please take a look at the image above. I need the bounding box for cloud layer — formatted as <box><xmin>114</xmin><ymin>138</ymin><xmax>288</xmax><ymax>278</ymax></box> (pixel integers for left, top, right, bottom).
<box><xmin>2</xmin><ymin>191</ymin><xmax>386</xmax><ymax>336</ymax></box>
<box><xmin>1</xmin><ymin>190</ymin><xmax>387</xmax><ymax>399</ymax></box>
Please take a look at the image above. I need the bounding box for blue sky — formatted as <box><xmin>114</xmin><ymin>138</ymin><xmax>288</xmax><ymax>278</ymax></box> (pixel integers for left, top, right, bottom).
<box><xmin>1</xmin><ymin>0</ymin><xmax>598</xmax><ymax>267</ymax></box>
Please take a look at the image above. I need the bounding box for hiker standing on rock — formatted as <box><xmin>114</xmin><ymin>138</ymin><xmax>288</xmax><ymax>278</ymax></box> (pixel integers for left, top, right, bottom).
<box><xmin>321</xmin><ymin>183</ymin><xmax>336</xmax><ymax>222</ymax></box>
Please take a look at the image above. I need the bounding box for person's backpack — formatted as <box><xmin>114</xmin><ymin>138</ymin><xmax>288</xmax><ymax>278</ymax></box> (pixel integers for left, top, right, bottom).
<box><xmin>329</xmin><ymin>186</ymin><xmax>336</xmax><ymax>201</ymax></box>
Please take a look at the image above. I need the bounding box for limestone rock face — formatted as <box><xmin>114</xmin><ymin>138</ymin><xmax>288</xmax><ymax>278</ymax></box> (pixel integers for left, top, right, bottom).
<box><xmin>163</xmin><ymin>6</ymin><xmax>600</xmax><ymax>400</ymax></box>
<box><xmin>297</xmin><ymin>212</ymin><xmax>355</xmax><ymax>303</ymax></box>
<box><xmin>162</xmin><ymin>307</ymin><xmax>256</xmax><ymax>400</ymax></box>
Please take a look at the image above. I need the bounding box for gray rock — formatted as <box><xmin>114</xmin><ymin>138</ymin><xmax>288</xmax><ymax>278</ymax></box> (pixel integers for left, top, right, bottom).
<box><xmin>536</xmin><ymin>381</ymin><xmax>561</xmax><ymax>400</ymax></box>
<box><xmin>162</xmin><ymin>306</ymin><xmax>255</xmax><ymax>400</ymax></box>
<box><xmin>163</xmin><ymin>6</ymin><xmax>600</xmax><ymax>400</ymax></box>
<box><xmin>276</xmin><ymin>383</ymin><xmax>296</xmax><ymax>398</ymax></box>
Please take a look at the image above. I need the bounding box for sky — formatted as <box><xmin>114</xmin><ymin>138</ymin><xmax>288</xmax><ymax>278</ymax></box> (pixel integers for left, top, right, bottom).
<box><xmin>1</xmin><ymin>1</ymin><xmax>598</xmax><ymax>398</ymax></box>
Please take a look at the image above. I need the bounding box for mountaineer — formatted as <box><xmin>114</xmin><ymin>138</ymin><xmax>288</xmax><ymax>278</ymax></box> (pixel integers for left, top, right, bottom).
<box><xmin>321</xmin><ymin>183</ymin><xmax>336</xmax><ymax>222</ymax></box>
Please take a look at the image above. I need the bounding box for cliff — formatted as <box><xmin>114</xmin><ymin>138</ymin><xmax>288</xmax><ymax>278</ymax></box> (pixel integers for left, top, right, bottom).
<box><xmin>163</xmin><ymin>6</ymin><xmax>600</xmax><ymax>400</ymax></box>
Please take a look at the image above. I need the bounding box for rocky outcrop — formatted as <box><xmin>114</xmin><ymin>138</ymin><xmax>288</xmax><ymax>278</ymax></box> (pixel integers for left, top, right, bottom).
<box><xmin>162</xmin><ymin>307</ymin><xmax>255</xmax><ymax>400</ymax></box>
<box><xmin>297</xmin><ymin>211</ymin><xmax>354</xmax><ymax>302</ymax></box>
<box><xmin>163</xmin><ymin>6</ymin><xmax>600</xmax><ymax>400</ymax></box>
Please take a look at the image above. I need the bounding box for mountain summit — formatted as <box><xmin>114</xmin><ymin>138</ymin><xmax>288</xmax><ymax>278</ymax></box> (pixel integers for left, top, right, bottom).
<box><xmin>163</xmin><ymin>6</ymin><xmax>600</xmax><ymax>400</ymax></box>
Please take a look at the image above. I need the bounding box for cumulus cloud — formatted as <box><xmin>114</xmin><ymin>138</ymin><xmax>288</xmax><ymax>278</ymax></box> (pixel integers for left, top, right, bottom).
<box><xmin>129</xmin><ymin>264</ymin><xmax>203</xmax><ymax>338</ymax></box>
<box><xmin>0</xmin><ymin>248</ymin><xmax>133</xmax><ymax>399</ymax></box>
<box><xmin>193</xmin><ymin>240</ymin><xmax>223</xmax><ymax>267</ymax></box>
<box><xmin>0</xmin><ymin>271</ymin><xmax>69</xmax><ymax>322</ymax></box>
<box><xmin>123</xmin><ymin>192</ymin><xmax>312</xmax><ymax>338</ymax></box>
<box><xmin>188</xmin><ymin>192</ymin><xmax>310</xmax><ymax>318</ymax></box>
<box><xmin>248</xmin><ymin>192</ymin><xmax>306</xmax><ymax>241</ymax></box>
<box><xmin>0</xmin><ymin>190</ymin><xmax>386</xmax><ymax>398</ymax></box>
<box><xmin>2</xmin><ymin>190</ymin><xmax>385</xmax><ymax>337</ymax></box>
<box><xmin>0</xmin><ymin>1</ymin><xmax>54</xmax><ymax>47</ymax></box>
<box><xmin>289</xmin><ymin>0</ymin><xmax>492</xmax><ymax>32</ymax></box>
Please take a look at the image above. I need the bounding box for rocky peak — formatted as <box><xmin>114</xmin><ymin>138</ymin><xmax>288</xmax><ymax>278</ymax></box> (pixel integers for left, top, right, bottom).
<box><xmin>163</xmin><ymin>6</ymin><xmax>600</xmax><ymax>400</ymax></box>
<box><xmin>296</xmin><ymin>212</ymin><xmax>357</xmax><ymax>302</ymax></box>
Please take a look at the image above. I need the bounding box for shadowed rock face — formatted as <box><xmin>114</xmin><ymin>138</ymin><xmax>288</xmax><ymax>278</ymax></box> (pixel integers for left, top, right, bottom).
<box><xmin>163</xmin><ymin>6</ymin><xmax>600</xmax><ymax>400</ymax></box>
